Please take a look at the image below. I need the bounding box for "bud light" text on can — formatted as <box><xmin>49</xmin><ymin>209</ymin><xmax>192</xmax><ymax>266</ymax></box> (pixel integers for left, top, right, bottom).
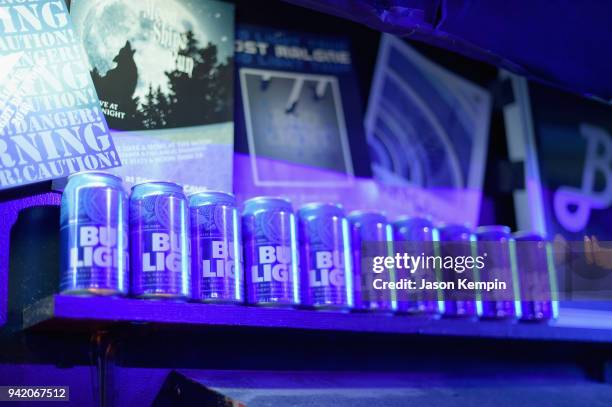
<box><xmin>392</xmin><ymin>217</ymin><xmax>439</xmax><ymax>315</ymax></box>
<box><xmin>437</xmin><ymin>224</ymin><xmax>479</xmax><ymax>318</ymax></box>
<box><xmin>60</xmin><ymin>172</ymin><xmax>129</xmax><ymax>296</ymax></box>
<box><xmin>348</xmin><ymin>211</ymin><xmax>395</xmax><ymax>312</ymax></box>
<box><xmin>298</xmin><ymin>203</ymin><xmax>353</xmax><ymax>310</ymax></box>
<box><xmin>475</xmin><ymin>225</ymin><xmax>520</xmax><ymax>319</ymax></box>
<box><xmin>513</xmin><ymin>232</ymin><xmax>557</xmax><ymax>321</ymax></box>
<box><xmin>189</xmin><ymin>191</ymin><xmax>243</xmax><ymax>303</ymax></box>
<box><xmin>242</xmin><ymin>197</ymin><xmax>299</xmax><ymax>306</ymax></box>
<box><xmin>130</xmin><ymin>182</ymin><xmax>190</xmax><ymax>299</ymax></box>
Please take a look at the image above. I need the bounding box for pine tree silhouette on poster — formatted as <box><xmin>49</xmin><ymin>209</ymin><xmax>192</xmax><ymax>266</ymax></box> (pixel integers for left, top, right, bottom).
<box><xmin>141</xmin><ymin>84</ymin><xmax>157</xmax><ymax>129</ymax></box>
<box><xmin>166</xmin><ymin>31</ymin><xmax>218</xmax><ymax>126</ymax></box>
<box><xmin>212</xmin><ymin>56</ymin><xmax>234</xmax><ymax>123</ymax></box>
<box><xmin>155</xmin><ymin>86</ymin><xmax>170</xmax><ymax>128</ymax></box>
<box><xmin>91</xmin><ymin>31</ymin><xmax>232</xmax><ymax>130</ymax></box>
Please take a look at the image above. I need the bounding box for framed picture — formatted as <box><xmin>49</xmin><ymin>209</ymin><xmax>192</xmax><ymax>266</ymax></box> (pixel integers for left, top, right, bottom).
<box><xmin>239</xmin><ymin>68</ymin><xmax>354</xmax><ymax>187</ymax></box>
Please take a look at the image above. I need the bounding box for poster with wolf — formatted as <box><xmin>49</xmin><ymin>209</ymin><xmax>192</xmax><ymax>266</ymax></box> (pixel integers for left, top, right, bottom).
<box><xmin>70</xmin><ymin>0</ymin><xmax>235</xmax><ymax>193</ymax></box>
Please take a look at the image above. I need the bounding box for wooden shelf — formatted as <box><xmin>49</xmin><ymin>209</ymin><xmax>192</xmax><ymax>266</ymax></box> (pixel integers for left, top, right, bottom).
<box><xmin>21</xmin><ymin>295</ymin><xmax>612</xmax><ymax>343</ymax></box>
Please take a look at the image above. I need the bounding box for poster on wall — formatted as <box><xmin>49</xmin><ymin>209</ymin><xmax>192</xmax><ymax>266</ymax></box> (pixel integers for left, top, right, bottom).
<box><xmin>529</xmin><ymin>83</ymin><xmax>612</xmax><ymax>240</ymax></box>
<box><xmin>0</xmin><ymin>0</ymin><xmax>120</xmax><ymax>190</ymax></box>
<box><xmin>365</xmin><ymin>34</ymin><xmax>491</xmax><ymax>226</ymax></box>
<box><xmin>505</xmin><ymin>80</ymin><xmax>612</xmax><ymax>305</ymax></box>
<box><xmin>70</xmin><ymin>0</ymin><xmax>234</xmax><ymax>193</ymax></box>
<box><xmin>234</xmin><ymin>24</ymin><xmax>373</xmax><ymax>207</ymax></box>
<box><xmin>239</xmin><ymin>68</ymin><xmax>354</xmax><ymax>187</ymax></box>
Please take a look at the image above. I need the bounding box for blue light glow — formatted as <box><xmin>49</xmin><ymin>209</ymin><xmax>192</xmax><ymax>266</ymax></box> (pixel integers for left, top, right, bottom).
<box><xmin>342</xmin><ymin>218</ymin><xmax>354</xmax><ymax>307</ymax></box>
<box><xmin>179</xmin><ymin>200</ymin><xmax>190</xmax><ymax>297</ymax></box>
<box><xmin>431</xmin><ymin>227</ymin><xmax>445</xmax><ymax>313</ymax></box>
<box><xmin>385</xmin><ymin>224</ymin><xmax>397</xmax><ymax>311</ymax></box>
<box><xmin>290</xmin><ymin>213</ymin><xmax>300</xmax><ymax>303</ymax></box>
<box><xmin>545</xmin><ymin>241</ymin><xmax>560</xmax><ymax>318</ymax></box>
<box><xmin>508</xmin><ymin>238</ymin><xmax>522</xmax><ymax>319</ymax></box>
<box><xmin>232</xmin><ymin>209</ymin><xmax>242</xmax><ymax>301</ymax></box>
<box><xmin>71</xmin><ymin>186</ymin><xmax>81</xmax><ymax>290</ymax></box>
<box><xmin>470</xmin><ymin>233</ymin><xmax>483</xmax><ymax>316</ymax></box>
<box><xmin>115</xmin><ymin>188</ymin><xmax>125</xmax><ymax>292</ymax></box>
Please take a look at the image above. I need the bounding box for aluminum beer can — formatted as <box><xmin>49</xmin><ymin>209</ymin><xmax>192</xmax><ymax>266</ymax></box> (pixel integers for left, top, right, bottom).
<box><xmin>298</xmin><ymin>203</ymin><xmax>353</xmax><ymax>310</ymax></box>
<box><xmin>60</xmin><ymin>172</ymin><xmax>128</xmax><ymax>296</ymax></box>
<box><xmin>513</xmin><ymin>232</ymin><xmax>556</xmax><ymax>321</ymax></box>
<box><xmin>348</xmin><ymin>211</ymin><xmax>395</xmax><ymax>312</ymax></box>
<box><xmin>130</xmin><ymin>182</ymin><xmax>191</xmax><ymax>299</ymax></box>
<box><xmin>189</xmin><ymin>191</ymin><xmax>243</xmax><ymax>303</ymax></box>
<box><xmin>437</xmin><ymin>224</ymin><xmax>479</xmax><ymax>318</ymax></box>
<box><xmin>475</xmin><ymin>225</ymin><xmax>518</xmax><ymax>319</ymax></box>
<box><xmin>242</xmin><ymin>197</ymin><xmax>299</xmax><ymax>306</ymax></box>
<box><xmin>392</xmin><ymin>217</ymin><xmax>439</xmax><ymax>315</ymax></box>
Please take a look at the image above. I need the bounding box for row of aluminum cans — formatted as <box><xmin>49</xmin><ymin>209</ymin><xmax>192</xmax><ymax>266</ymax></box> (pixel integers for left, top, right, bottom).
<box><xmin>60</xmin><ymin>172</ymin><xmax>555</xmax><ymax>321</ymax></box>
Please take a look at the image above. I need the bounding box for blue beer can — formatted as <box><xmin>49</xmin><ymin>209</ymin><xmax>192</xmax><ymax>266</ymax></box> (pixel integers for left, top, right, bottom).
<box><xmin>298</xmin><ymin>203</ymin><xmax>353</xmax><ymax>310</ymax></box>
<box><xmin>130</xmin><ymin>182</ymin><xmax>191</xmax><ymax>299</ymax></box>
<box><xmin>475</xmin><ymin>225</ymin><xmax>519</xmax><ymax>319</ymax></box>
<box><xmin>437</xmin><ymin>224</ymin><xmax>479</xmax><ymax>318</ymax></box>
<box><xmin>242</xmin><ymin>197</ymin><xmax>299</xmax><ymax>306</ymax></box>
<box><xmin>348</xmin><ymin>211</ymin><xmax>395</xmax><ymax>312</ymax></box>
<box><xmin>392</xmin><ymin>217</ymin><xmax>439</xmax><ymax>315</ymax></box>
<box><xmin>513</xmin><ymin>232</ymin><xmax>556</xmax><ymax>321</ymax></box>
<box><xmin>60</xmin><ymin>172</ymin><xmax>128</xmax><ymax>296</ymax></box>
<box><xmin>189</xmin><ymin>191</ymin><xmax>243</xmax><ymax>303</ymax></box>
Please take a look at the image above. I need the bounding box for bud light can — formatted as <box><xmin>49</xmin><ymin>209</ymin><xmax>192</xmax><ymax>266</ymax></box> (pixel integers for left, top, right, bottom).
<box><xmin>513</xmin><ymin>232</ymin><xmax>556</xmax><ymax>321</ymax></box>
<box><xmin>438</xmin><ymin>224</ymin><xmax>479</xmax><ymax>318</ymax></box>
<box><xmin>130</xmin><ymin>182</ymin><xmax>190</xmax><ymax>299</ymax></box>
<box><xmin>392</xmin><ymin>217</ymin><xmax>439</xmax><ymax>315</ymax></box>
<box><xmin>189</xmin><ymin>191</ymin><xmax>243</xmax><ymax>303</ymax></box>
<box><xmin>475</xmin><ymin>225</ymin><xmax>518</xmax><ymax>319</ymax></box>
<box><xmin>348</xmin><ymin>211</ymin><xmax>395</xmax><ymax>312</ymax></box>
<box><xmin>298</xmin><ymin>203</ymin><xmax>353</xmax><ymax>310</ymax></box>
<box><xmin>242</xmin><ymin>197</ymin><xmax>299</xmax><ymax>306</ymax></box>
<box><xmin>60</xmin><ymin>172</ymin><xmax>128</xmax><ymax>296</ymax></box>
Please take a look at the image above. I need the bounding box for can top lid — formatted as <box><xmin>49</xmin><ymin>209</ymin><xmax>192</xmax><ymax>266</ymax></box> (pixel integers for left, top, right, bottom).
<box><xmin>131</xmin><ymin>181</ymin><xmax>184</xmax><ymax>195</ymax></box>
<box><xmin>298</xmin><ymin>202</ymin><xmax>345</xmax><ymax>216</ymax></box>
<box><xmin>513</xmin><ymin>231</ymin><xmax>545</xmax><ymax>241</ymax></box>
<box><xmin>475</xmin><ymin>225</ymin><xmax>512</xmax><ymax>238</ymax></box>
<box><xmin>436</xmin><ymin>224</ymin><xmax>474</xmax><ymax>241</ymax></box>
<box><xmin>347</xmin><ymin>210</ymin><xmax>387</xmax><ymax>223</ymax></box>
<box><xmin>188</xmin><ymin>190</ymin><xmax>235</xmax><ymax>206</ymax></box>
<box><xmin>436</xmin><ymin>221</ymin><xmax>472</xmax><ymax>230</ymax></box>
<box><xmin>243</xmin><ymin>196</ymin><xmax>293</xmax><ymax>212</ymax></box>
<box><xmin>67</xmin><ymin>171</ymin><xmax>122</xmax><ymax>183</ymax></box>
<box><xmin>393</xmin><ymin>215</ymin><xmax>433</xmax><ymax>225</ymax></box>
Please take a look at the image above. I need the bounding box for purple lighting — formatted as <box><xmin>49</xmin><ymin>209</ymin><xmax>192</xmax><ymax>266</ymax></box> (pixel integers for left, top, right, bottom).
<box><xmin>234</xmin><ymin>153</ymin><xmax>483</xmax><ymax>225</ymax></box>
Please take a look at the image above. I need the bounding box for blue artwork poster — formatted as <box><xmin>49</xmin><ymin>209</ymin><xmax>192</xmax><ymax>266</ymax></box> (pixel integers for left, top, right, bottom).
<box><xmin>234</xmin><ymin>24</ymin><xmax>371</xmax><ymax>198</ymax></box>
<box><xmin>365</xmin><ymin>35</ymin><xmax>491</xmax><ymax>226</ymax></box>
<box><xmin>0</xmin><ymin>0</ymin><xmax>120</xmax><ymax>190</ymax></box>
